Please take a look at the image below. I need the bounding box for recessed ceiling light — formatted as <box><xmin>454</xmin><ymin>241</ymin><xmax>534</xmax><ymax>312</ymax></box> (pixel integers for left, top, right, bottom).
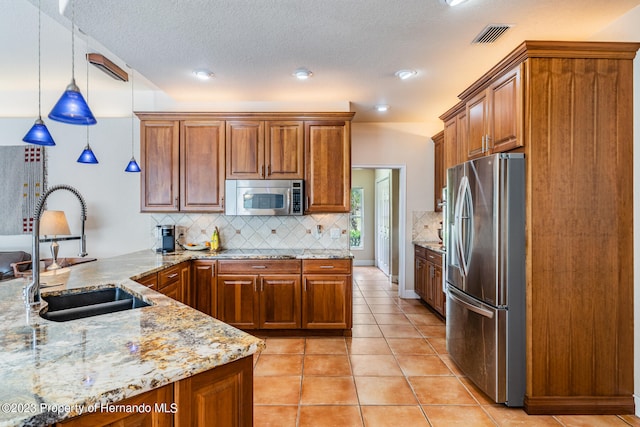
<box><xmin>193</xmin><ymin>69</ymin><xmax>214</xmax><ymax>80</ymax></box>
<box><xmin>293</xmin><ymin>67</ymin><xmax>313</xmax><ymax>80</ymax></box>
<box><xmin>442</xmin><ymin>0</ymin><xmax>469</xmax><ymax>6</ymax></box>
<box><xmin>374</xmin><ymin>104</ymin><xmax>390</xmax><ymax>112</ymax></box>
<box><xmin>394</xmin><ymin>69</ymin><xmax>417</xmax><ymax>80</ymax></box>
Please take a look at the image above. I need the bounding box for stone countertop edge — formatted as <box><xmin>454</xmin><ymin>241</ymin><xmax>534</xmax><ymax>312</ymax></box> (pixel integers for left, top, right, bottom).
<box><xmin>0</xmin><ymin>249</ymin><xmax>305</xmax><ymax>427</ymax></box>
<box><xmin>412</xmin><ymin>241</ymin><xmax>445</xmax><ymax>254</ymax></box>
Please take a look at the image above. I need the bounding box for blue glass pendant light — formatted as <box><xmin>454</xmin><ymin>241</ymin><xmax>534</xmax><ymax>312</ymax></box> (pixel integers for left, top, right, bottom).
<box><xmin>124</xmin><ymin>67</ymin><xmax>141</xmax><ymax>173</ymax></box>
<box><xmin>23</xmin><ymin>0</ymin><xmax>56</xmax><ymax>146</ymax></box>
<box><xmin>48</xmin><ymin>0</ymin><xmax>96</xmax><ymax>125</ymax></box>
<box><xmin>77</xmin><ymin>143</ymin><xmax>98</xmax><ymax>164</ymax></box>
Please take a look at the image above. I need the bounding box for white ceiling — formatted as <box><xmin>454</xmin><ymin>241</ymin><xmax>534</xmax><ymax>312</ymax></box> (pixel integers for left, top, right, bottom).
<box><xmin>19</xmin><ymin>0</ymin><xmax>640</xmax><ymax>123</ymax></box>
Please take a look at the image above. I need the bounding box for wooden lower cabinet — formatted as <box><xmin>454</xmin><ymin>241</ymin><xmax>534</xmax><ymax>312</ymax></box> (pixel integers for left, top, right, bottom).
<box><xmin>56</xmin><ymin>356</ymin><xmax>253</xmax><ymax>427</ymax></box>
<box><xmin>175</xmin><ymin>356</ymin><xmax>253</xmax><ymax>427</ymax></box>
<box><xmin>301</xmin><ymin>259</ymin><xmax>352</xmax><ymax>329</ymax></box>
<box><xmin>192</xmin><ymin>260</ymin><xmax>216</xmax><ymax>317</ymax></box>
<box><xmin>414</xmin><ymin>246</ymin><xmax>445</xmax><ymax>317</ymax></box>
<box><xmin>157</xmin><ymin>261</ymin><xmax>190</xmax><ymax>305</ymax></box>
<box><xmin>217</xmin><ymin>260</ymin><xmax>302</xmax><ymax>329</ymax></box>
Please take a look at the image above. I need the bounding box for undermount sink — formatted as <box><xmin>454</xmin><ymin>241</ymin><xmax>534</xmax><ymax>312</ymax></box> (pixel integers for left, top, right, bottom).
<box><xmin>40</xmin><ymin>287</ymin><xmax>150</xmax><ymax>322</ymax></box>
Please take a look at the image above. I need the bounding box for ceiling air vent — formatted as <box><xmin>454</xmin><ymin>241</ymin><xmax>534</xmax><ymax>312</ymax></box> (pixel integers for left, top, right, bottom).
<box><xmin>472</xmin><ymin>24</ymin><xmax>512</xmax><ymax>44</ymax></box>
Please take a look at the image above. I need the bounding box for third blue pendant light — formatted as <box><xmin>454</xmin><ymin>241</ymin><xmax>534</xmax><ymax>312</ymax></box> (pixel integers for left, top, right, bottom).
<box><xmin>49</xmin><ymin>0</ymin><xmax>96</xmax><ymax>126</ymax></box>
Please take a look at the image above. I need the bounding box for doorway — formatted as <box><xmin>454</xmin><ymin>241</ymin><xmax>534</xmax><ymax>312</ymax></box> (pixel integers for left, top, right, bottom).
<box><xmin>351</xmin><ymin>166</ymin><xmax>404</xmax><ymax>294</ymax></box>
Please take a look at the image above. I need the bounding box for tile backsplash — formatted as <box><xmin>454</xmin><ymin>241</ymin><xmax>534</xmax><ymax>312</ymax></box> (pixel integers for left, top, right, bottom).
<box><xmin>150</xmin><ymin>214</ymin><xmax>349</xmax><ymax>251</ymax></box>
<box><xmin>412</xmin><ymin>211</ymin><xmax>443</xmax><ymax>242</ymax></box>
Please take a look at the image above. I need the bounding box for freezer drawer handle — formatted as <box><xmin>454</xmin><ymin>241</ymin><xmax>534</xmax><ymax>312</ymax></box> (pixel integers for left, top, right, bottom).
<box><xmin>448</xmin><ymin>289</ymin><xmax>494</xmax><ymax>319</ymax></box>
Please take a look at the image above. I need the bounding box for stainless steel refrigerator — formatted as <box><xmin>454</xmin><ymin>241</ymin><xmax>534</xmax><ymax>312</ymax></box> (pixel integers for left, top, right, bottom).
<box><xmin>445</xmin><ymin>153</ymin><xmax>525</xmax><ymax>407</ymax></box>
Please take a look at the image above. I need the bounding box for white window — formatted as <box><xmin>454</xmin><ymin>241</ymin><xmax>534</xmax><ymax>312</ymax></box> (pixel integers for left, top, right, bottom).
<box><xmin>350</xmin><ymin>187</ymin><xmax>364</xmax><ymax>250</ymax></box>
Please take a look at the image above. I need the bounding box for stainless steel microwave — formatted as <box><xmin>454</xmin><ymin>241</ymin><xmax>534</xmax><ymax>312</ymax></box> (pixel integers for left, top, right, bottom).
<box><xmin>225</xmin><ymin>179</ymin><xmax>304</xmax><ymax>216</ymax></box>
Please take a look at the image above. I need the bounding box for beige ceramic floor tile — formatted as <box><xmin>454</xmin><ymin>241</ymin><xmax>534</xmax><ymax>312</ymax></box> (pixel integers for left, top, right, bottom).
<box><xmin>346</xmin><ymin>337</ymin><xmax>392</xmax><ymax>354</ymax></box>
<box><xmin>395</xmin><ymin>354</ymin><xmax>453</xmax><ymax>376</ymax></box>
<box><xmin>426</xmin><ymin>337</ymin><xmax>448</xmax><ymax>353</ymax></box>
<box><xmin>351</xmin><ymin>324</ymin><xmax>383</xmax><ymax>338</ymax></box>
<box><xmin>378</xmin><ymin>324</ymin><xmax>423</xmax><ymax>338</ymax></box>
<box><xmin>458</xmin><ymin>376</ymin><xmax>495</xmax><ymax>405</ymax></box>
<box><xmin>386</xmin><ymin>338</ymin><xmax>436</xmax><ymax>355</ymax></box>
<box><xmin>303</xmin><ymin>354</ymin><xmax>352</xmax><ymax>376</ymax></box>
<box><xmin>373</xmin><ymin>313</ymin><xmax>413</xmax><ymax>325</ymax></box>
<box><xmin>361</xmin><ymin>405</ymin><xmax>430</xmax><ymax>427</ymax></box>
<box><xmin>483</xmin><ymin>405</ymin><xmax>562</xmax><ymax>426</ymax></box>
<box><xmin>353</xmin><ymin>304</ymin><xmax>372</xmax><ymax>314</ymax></box>
<box><xmin>416</xmin><ymin>324</ymin><xmax>446</xmax><ymax>338</ymax></box>
<box><xmin>304</xmin><ymin>337</ymin><xmax>347</xmax><ymax>354</ymax></box>
<box><xmin>409</xmin><ymin>376</ymin><xmax>477</xmax><ymax>405</ymax></box>
<box><xmin>300</xmin><ymin>376</ymin><xmax>359</xmax><ymax>405</ymax></box>
<box><xmin>368</xmin><ymin>304</ymin><xmax>404</xmax><ymax>314</ymax></box>
<box><xmin>422</xmin><ymin>405</ymin><xmax>495</xmax><ymax>427</ymax></box>
<box><xmin>619</xmin><ymin>415</ymin><xmax>640</xmax><ymax>426</ymax></box>
<box><xmin>354</xmin><ymin>376</ymin><xmax>418</xmax><ymax>405</ymax></box>
<box><xmin>298</xmin><ymin>405</ymin><xmax>363</xmax><ymax>427</ymax></box>
<box><xmin>253</xmin><ymin>405</ymin><xmax>298</xmax><ymax>427</ymax></box>
<box><xmin>439</xmin><ymin>354</ymin><xmax>465</xmax><ymax>376</ymax></box>
<box><xmin>353</xmin><ymin>312</ymin><xmax>378</xmax><ymax>324</ymax></box>
<box><xmin>253</xmin><ymin>354</ymin><xmax>303</xmax><ymax>376</ymax></box>
<box><xmin>261</xmin><ymin>337</ymin><xmax>305</xmax><ymax>354</ymax></box>
<box><xmin>553</xmin><ymin>415</ymin><xmax>631</xmax><ymax>427</ymax></box>
<box><xmin>253</xmin><ymin>376</ymin><xmax>301</xmax><ymax>405</ymax></box>
<box><xmin>360</xmin><ymin>290</ymin><xmax>391</xmax><ymax>297</ymax></box>
<box><xmin>405</xmin><ymin>312</ymin><xmax>445</xmax><ymax>324</ymax></box>
<box><xmin>350</xmin><ymin>354</ymin><xmax>403</xmax><ymax>376</ymax></box>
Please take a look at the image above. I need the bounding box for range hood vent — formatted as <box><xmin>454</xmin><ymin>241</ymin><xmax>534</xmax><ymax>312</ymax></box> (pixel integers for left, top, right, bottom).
<box><xmin>86</xmin><ymin>53</ymin><xmax>129</xmax><ymax>82</ymax></box>
<box><xmin>472</xmin><ymin>24</ymin><xmax>512</xmax><ymax>44</ymax></box>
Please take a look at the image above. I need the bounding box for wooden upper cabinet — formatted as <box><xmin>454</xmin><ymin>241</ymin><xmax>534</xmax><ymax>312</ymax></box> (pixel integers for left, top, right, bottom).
<box><xmin>226</xmin><ymin>121</ymin><xmax>265</xmax><ymax>179</ymax></box>
<box><xmin>304</xmin><ymin>120</ymin><xmax>351</xmax><ymax>213</ymax></box>
<box><xmin>465</xmin><ymin>65</ymin><xmax>523</xmax><ymax>159</ymax></box>
<box><xmin>432</xmin><ymin>131</ymin><xmax>444</xmax><ymax>212</ymax></box>
<box><xmin>466</xmin><ymin>91</ymin><xmax>489</xmax><ymax>159</ymax></box>
<box><xmin>442</xmin><ymin>102</ymin><xmax>467</xmax><ymax>172</ymax></box>
<box><xmin>140</xmin><ymin>120</ymin><xmax>180</xmax><ymax>211</ymax></box>
<box><xmin>265</xmin><ymin>121</ymin><xmax>304</xmax><ymax>179</ymax></box>
<box><xmin>489</xmin><ymin>66</ymin><xmax>522</xmax><ymax>153</ymax></box>
<box><xmin>181</xmin><ymin>121</ymin><xmax>225</xmax><ymax>212</ymax></box>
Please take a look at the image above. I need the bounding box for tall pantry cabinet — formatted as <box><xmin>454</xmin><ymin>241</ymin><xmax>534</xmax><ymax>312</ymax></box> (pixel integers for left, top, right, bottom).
<box><xmin>439</xmin><ymin>41</ymin><xmax>639</xmax><ymax>415</ymax></box>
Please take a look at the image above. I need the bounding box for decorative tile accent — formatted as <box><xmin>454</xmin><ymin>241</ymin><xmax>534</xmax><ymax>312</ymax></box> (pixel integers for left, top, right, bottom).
<box><xmin>412</xmin><ymin>211</ymin><xmax>442</xmax><ymax>242</ymax></box>
<box><xmin>150</xmin><ymin>214</ymin><xmax>349</xmax><ymax>251</ymax></box>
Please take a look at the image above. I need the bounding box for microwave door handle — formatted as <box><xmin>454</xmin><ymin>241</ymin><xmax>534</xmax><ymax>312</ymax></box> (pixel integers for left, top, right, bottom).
<box><xmin>287</xmin><ymin>189</ymin><xmax>291</xmax><ymax>214</ymax></box>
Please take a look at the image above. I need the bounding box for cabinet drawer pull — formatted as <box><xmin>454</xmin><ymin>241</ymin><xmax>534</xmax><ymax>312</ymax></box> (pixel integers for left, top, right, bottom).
<box><xmin>166</xmin><ymin>273</ymin><xmax>178</xmax><ymax>279</ymax></box>
<box><xmin>251</xmin><ymin>265</ymin><xmax>267</xmax><ymax>269</ymax></box>
<box><xmin>319</xmin><ymin>265</ymin><xmax>334</xmax><ymax>269</ymax></box>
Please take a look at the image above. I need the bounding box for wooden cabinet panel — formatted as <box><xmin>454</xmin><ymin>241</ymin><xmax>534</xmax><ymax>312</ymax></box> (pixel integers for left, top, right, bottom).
<box><xmin>140</xmin><ymin>121</ymin><xmax>180</xmax><ymax>212</ymax></box>
<box><xmin>219</xmin><ymin>259</ymin><xmax>301</xmax><ymax>274</ymax></box>
<box><xmin>217</xmin><ymin>275</ymin><xmax>260</xmax><ymax>329</ymax></box>
<box><xmin>226</xmin><ymin>121</ymin><xmax>264</xmax><ymax>179</ymax></box>
<box><xmin>304</xmin><ymin>121</ymin><xmax>351</xmax><ymax>213</ymax></box>
<box><xmin>466</xmin><ymin>91</ymin><xmax>488</xmax><ymax>159</ymax></box>
<box><xmin>302</xmin><ymin>259</ymin><xmax>351</xmax><ymax>275</ymax></box>
<box><xmin>265</xmin><ymin>121</ymin><xmax>304</xmax><ymax>179</ymax></box>
<box><xmin>175</xmin><ymin>356</ymin><xmax>253</xmax><ymax>427</ymax></box>
<box><xmin>135</xmin><ymin>273</ymin><xmax>158</xmax><ymax>291</ymax></box>
<box><xmin>180</xmin><ymin>121</ymin><xmax>225</xmax><ymax>212</ymax></box>
<box><xmin>259</xmin><ymin>275</ymin><xmax>301</xmax><ymax>329</ymax></box>
<box><xmin>157</xmin><ymin>262</ymin><xmax>189</xmax><ymax>305</ymax></box>
<box><xmin>192</xmin><ymin>260</ymin><xmax>216</xmax><ymax>317</ymax></box>
<box><xmin>432</xmin><ymin>130</ymin><xmax>444</xmax><ymax>212</ymax></box>
<box><xmin>414</xmin><ymin>252</ymin><xmax>427</xmax><ymax>300</ymax></box>
<box><xmin>489</xmin><ymin>66</ymin><xmax>522</xmax><ymax>153</ymax></box>
<box><xmin>56</xmin><ymin>385</ymin><xmax>173</xmax><ymax>427</ymax></box>
<box><xmin>414</xmin><ymin>246</ymin><xmax>444</xmax><ymax>316</ymax></box>
<box><xmin>302</xmin><ymin>274</ymin><xmax>352</xmax><ymax>329</ymax></box>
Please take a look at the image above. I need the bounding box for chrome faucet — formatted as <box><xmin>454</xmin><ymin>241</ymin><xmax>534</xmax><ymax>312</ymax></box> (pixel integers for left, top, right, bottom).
<box><xmin>24</xmin><ymin>184</ymin><xmax>87</xmax><ymax>310</ymax></box>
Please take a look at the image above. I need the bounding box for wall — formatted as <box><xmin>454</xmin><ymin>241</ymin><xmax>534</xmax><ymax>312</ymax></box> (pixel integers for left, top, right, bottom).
<box><xmin>351</xmin><ymin>122</ymin><xmax>438</xmax><ymax>297</ymax></box>
<box><xmin>351</xmin><ymin>169</ymin><xmax>376</xmax><ymax>265</ymax></box>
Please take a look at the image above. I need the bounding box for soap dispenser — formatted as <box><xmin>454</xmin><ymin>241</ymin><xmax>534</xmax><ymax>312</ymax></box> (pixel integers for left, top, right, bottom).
<box><xmin>210</xmin><ymin>226</ymin><xmax>220</xmax><ymax>252</ymax></box>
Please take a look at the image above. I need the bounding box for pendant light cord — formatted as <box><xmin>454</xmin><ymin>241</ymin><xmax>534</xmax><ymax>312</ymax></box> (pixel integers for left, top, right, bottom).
<box><xmin>131</xmin><ymin>69</ymin><xmax>135</xmax><ymax>156</ymax></box>
<box><xmin>37</xmin><ymin>0</ymin><xmax>42</xmax><ymax>117</ymax></box>
<box><xmin>71</xmin><ymin>0</ymin><xmax>75</xmax><ymax>81</ymax></box>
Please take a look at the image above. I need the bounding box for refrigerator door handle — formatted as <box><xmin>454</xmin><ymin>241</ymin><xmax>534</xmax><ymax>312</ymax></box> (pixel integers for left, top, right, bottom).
<box><xmin>448</xmin><ymin>287</ymin><xmax>494</xmax><ymax>319</ymax></box>
<box><xmin>456</xmin><ymin>176</ymin><xmax>472</xmax><ymax>277</ymax></box>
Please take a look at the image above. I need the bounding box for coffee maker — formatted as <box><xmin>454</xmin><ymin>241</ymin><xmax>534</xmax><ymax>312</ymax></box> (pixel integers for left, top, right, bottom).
<box><xmin>156</xmin><ymin>225</ymin><xmax>175</xmax><ymax>253</ymax></box>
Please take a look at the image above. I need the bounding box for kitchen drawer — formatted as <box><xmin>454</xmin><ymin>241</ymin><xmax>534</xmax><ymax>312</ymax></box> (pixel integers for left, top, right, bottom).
<box><xmin>158</xmin><ymin>264</ymin><xmax>182</xmax><ymax>290</ymax></box>
<box><xmin>302</xmin><ymin>259</ymin><xmax>352</xmax><ymax>274</ymax></box>
<box><xmin>426</xmin><ymin>249</ymin><xmax>442</xmax><ymax>264</ymax></box>
<box><xmin>415</xmin><ymin>245</ymin><xmax>428</xmax><ymax>259</ymax></box>
<box><xmin>135</xmin><ymin>272</ymin><xmax>158</xmax><ymax>290</ymax></box>
<box><xmin>218</xmin><ymin>259</ymin><xmax>301</xmax><ymax>274</ymax></box>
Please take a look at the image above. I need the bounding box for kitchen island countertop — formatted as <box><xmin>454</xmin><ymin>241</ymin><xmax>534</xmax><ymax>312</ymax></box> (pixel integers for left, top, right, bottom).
<box><xmin>413</xmin><ymin>241</ymin><xmax>445</xmax><ymax>254</ymax></box>
<box><xmin>0</xmin><ymin>249</ymin><xmax>275</xmax><ymax>427</ymax></box>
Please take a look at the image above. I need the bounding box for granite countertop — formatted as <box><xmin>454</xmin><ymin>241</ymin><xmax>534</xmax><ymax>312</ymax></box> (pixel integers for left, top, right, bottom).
<box><xmin>413</xmin><ymin>241</ymin><xmax>445</xmax><ymax>254</ymax></box>
<box><xmin>0</xmin><ymin>249</ymin><xmax>279</xmax><ymax>427</ymax></box>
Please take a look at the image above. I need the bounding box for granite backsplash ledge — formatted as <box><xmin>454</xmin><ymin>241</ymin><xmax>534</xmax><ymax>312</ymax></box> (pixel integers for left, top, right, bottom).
<box><xmin>150</xmin><ymin>213</ymin><xmax>349</xmax><ymax>251</ymax></box>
